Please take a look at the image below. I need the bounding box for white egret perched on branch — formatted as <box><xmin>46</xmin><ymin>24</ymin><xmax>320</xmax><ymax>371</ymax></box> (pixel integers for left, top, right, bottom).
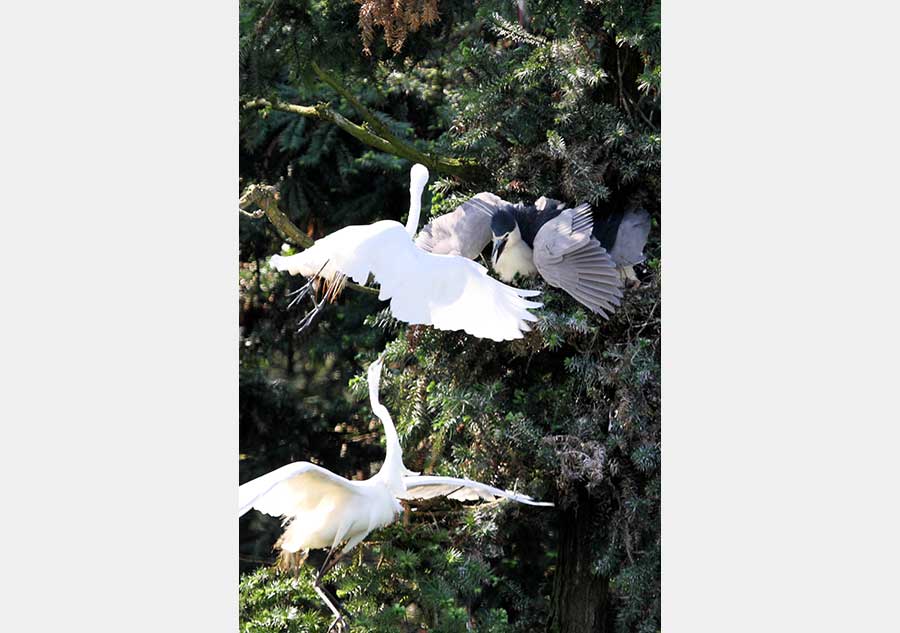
<box><xmin>270</xmin><ymin>164</ymin><xmax>542</xmax><ymax>341</ymax></box>
<box><xmin>239</xmin><ymin>357</ymin><xmax>552</xmax><ymax>630</ymax></box>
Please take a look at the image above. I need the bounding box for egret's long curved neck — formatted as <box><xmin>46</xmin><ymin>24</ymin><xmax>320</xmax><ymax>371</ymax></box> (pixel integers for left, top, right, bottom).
<box><xmin>405</xmin><ymin>164</ymin><xmax>430</xmax><ymax>237</ymax></box>
<box><xmin>367</xmin><ymin>359</ymin><xmax>409</xmax><ymax>492</ymax></box>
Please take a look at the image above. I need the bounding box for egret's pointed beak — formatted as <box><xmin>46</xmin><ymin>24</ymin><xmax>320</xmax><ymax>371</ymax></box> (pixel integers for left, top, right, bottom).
<box><xmin>491</xmin><ymin>237</ymin><xmax>507</xmax><ymax>264</ymax></box>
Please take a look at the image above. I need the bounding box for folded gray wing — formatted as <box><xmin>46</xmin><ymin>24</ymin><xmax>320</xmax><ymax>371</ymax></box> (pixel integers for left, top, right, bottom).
<box><xmin>415</xmin><ymin>192</ymin><xmax>508</xmax><ymax>259</ymax></box>
<box><xmin>609</xmin><ymin>208</ymin><xmax>651</xmax><ymax>267</ymax></box>
<box><xmin>400</xmin><ymin>475</ymin><xmax>553</xmax><ymax>506</ymax></box>
<box><xmin>532</xmin><ymin>204</ymin><xmax>623</xmax><ymax>318</ymax></box>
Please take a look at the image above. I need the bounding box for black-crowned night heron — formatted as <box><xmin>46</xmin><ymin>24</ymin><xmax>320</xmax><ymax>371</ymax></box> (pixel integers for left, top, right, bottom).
<box><xmin>416</xmin><ymin>193</ymin><xmax>651</xmax><ymax>318</ymax></box>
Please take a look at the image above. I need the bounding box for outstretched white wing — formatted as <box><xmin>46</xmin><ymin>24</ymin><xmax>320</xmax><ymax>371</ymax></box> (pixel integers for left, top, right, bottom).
<box><xmin>399</xmin><ymin>475</ymin><xmax>553</xmax><ymax>507</ymax></box>
<box><xmin>239</xmin><ymin>461</ymin><xmax>361</xmax><ymax>518</ymax></box>
<box><xmin>271</xmin><ymin>220</ymin><xmax>542</xmax><ymax>341</ymax></box>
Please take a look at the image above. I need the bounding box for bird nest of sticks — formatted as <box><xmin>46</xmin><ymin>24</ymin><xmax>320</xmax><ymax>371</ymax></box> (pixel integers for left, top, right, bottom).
<box><xmin>543</xmin><ymin>434</ymin><xmax>607</xmax><ymax>495</ymax></box>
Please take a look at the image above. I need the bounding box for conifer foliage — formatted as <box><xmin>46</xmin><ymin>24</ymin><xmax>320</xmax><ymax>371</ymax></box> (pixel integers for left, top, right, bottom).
<box><xmin>240</xmin><ymin>1</ymin><xmax>660</xmax><ymax>631</ymax></box>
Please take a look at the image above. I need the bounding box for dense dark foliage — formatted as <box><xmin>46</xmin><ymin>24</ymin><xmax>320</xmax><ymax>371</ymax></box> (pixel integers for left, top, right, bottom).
<box><xmin>240</xmin><ymin>1</ymin><xmax>659</xmax><ymax>631</ymax></box>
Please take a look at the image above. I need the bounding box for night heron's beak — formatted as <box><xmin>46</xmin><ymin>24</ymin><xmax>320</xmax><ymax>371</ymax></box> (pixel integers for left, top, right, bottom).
<box><xmin>491</xmin><ymin>237</ymin><xmax>507</xmax><ymax>264</ymax></box>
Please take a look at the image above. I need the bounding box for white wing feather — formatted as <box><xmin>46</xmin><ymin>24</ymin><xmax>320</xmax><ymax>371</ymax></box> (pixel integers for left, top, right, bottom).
<box><xmin>239</xmin><ymin>461</ymin><xmax>360</xmax><ymax>518</ymax></box>
<box><xmin>271</xmin><ymin>221</ymin><xmax>542</xmax><ymax>341</ymax></box>
<box><xmin>399</xmin><ymin>475</ymin><xmax>553</xmax><ymax>506</ymax></box>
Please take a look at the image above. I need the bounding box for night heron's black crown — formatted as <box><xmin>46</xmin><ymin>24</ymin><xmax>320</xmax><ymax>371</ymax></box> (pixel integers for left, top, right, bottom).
<box><xmin>490</xmin><ymin>207</ymin><xmax>518</xmax><ymax>236</ymax></box>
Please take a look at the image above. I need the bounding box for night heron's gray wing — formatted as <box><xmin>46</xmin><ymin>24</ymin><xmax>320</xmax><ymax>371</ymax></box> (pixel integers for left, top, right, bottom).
<box><xmin>415</xmin><ymin>192</ymin><xmax>508</xmax><ymax>259</ymax></box>
<box><xmin>532</xmin><ymin>204</ymin><xmax>623</xmax><ymax>318</ymax></box>
<box><xmin>608</xmin><ymin>208</ymin><xmax>651</xmax><ymax>267</ymax></box>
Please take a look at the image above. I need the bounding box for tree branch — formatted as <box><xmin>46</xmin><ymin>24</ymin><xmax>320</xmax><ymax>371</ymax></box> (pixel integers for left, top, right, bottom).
<box><xmin>238</xmin><ymin>183</ymin><xmax>379</xmax><ymax>295</ymax></box>
<box><xmin>311</xmin><ymin>62</ymin><xmax>400</xmax><ymax>145</ymax></box>
<box><xmin>242</xmin><ymin>96</ymin><xmax>481</xmax><ymax>178</ymax></box>
<box><xmin>239</xmin><ymin>182</ymin><xmax>312</xmax><ymax>247</ymax></box>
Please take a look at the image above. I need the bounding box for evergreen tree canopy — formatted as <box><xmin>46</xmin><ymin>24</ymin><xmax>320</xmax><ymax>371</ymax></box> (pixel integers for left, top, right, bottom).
<box><xmin>240</xmin><ymin>1</ymin><xmax>659</xmax><ymax>631</ymax></box>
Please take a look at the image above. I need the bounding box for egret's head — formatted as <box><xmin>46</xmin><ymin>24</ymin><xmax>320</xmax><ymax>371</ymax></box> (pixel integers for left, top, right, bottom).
<box><xmin>409</xmin><ymin>163</ymin><xmax>430</xmax><ymax>194</ymax></box>
<box><xmin>490</xmin><ymin>209</ymin><xmax>518</xmax><ymax>265</ymax></box>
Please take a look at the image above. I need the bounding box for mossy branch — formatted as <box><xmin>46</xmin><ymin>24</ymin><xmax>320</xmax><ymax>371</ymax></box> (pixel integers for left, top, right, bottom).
<box><xmin>310</xmin><ymin>62</ymin><xmax>400</xmax><ymax>146</ymax></box>
<box><xmin>243</xmin><ymin>74</ymin><xmax>481</xmax><ymax>179</ymax></box>
<box><xmin>238</xmin><ymin>183</ymin><xmax>379</xmax><ymax>295</ymax></box>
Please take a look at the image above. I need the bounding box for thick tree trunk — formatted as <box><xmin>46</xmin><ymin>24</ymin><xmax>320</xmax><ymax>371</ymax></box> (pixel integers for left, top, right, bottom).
<box><xmin>548</xmin><ymin>487</ymin><xmax>612</xmax><ymax>633</ymax></box>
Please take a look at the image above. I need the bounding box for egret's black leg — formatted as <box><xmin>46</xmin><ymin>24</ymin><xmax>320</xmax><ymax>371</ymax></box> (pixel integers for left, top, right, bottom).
<box><xmin>286</xmin><ymin>282</ymin><xmax>312</xmax><ymax>309</ymax></box>
<box><xmin>317</xmin><ymin>547</ymin><xmax>337</xmax><ymax>579</ymax></box>
<box><xmin>286</xmin><ymin>259</ymin><xmax>331</xmax><ymax>309</ymax></box>
<box><xmin>313</xmin><ymin>551</ymin><xmax>350</xmax><ymax>630</ymax></box>
<box><xmin>317</xmin><ymin>583</ymin><xmax>349</xmax><ymax>614</ymax></box>
<box><xmin>295</xmin><ymin>292</ymin><xmax>327</xmax><ymax>333</ymax></box>
<box><xmin>313</xmin><ymin>584</ymin><xmax>347</xmax><ymax>633</ymax></box>
<box><xmin>285</xmin><ymin>260</ymin><xmax>331</xmax><ymax>333</ymax></box>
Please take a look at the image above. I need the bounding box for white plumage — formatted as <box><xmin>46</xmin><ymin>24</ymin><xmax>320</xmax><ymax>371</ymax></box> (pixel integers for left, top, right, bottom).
<box><xmin>400</xmin><ymin>475</ymin><xmax>550</xmax><ymax>505</ymax></box>
<box><xmin>270</xmin><ymin>164</ymin><xmax>542</xmax><ymax>342</ymax></box>
<box><xmin>239</xmin><ymin>357</ymin><xmax>552</xmax><ymax>627</ymax></box>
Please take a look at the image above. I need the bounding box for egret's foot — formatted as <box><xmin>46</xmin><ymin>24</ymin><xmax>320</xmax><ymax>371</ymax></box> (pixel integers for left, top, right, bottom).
<box><xmin>287</xmin><ymin>258</ymin><xmax>331</xmax><ymax>310</ymax></box>
<box><xmin>314</xmin><ymin>580</ymin><xmax>351</xmax><ymax>617</ymax></box>
<box><xmin>295</xmin><ymin>293</ymin><xmax>327</xmax><ymax>333</ymax></box>
<box><xmin>326</xmin><ymin>614</ymin><xmax>349</xmax><ymax>633</ymax></box>
<box><xmin>286</xmin><ymin>282</ymin><xmax>313</xmax><ymax>309</ymax></box>
<box><xmin>313</xmin><ymin>577</ymin><xmax>351</xmax><ymax>628</ymax></box>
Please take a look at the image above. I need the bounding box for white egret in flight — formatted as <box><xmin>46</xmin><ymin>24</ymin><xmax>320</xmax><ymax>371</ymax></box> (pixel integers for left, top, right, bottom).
<box><xmin>239</xmin><ymin>357</ymin><xmax>552</xmax><ymax>629</ymax></box>
<box><xmin>270</xmin><ymin>164</ymin><xmax>542</xmax><ymax>341</ymax></box>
